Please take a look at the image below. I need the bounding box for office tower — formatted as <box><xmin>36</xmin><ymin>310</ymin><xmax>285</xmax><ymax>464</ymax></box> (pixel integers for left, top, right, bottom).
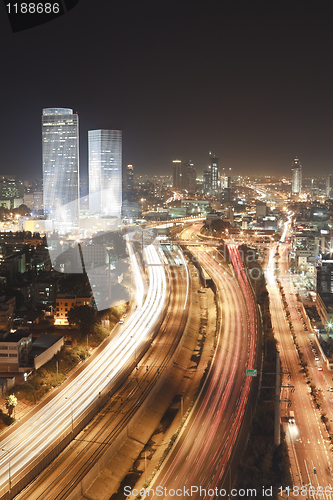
<box><xmin>291</xmin><ymin>157</ymin><xmax>302</xmax><ymax>195</ymax></box>
<box><xmin>125</xmin><ymin>164</ymin><xmax>134</xmax><ymax>201</ymax></box>
<box><xmin>210</xmin><ymin>153</ymin><xmax>219</xmax><ymax>193</ymax></box>
<box><xmin>0</xmin><ymin>176</ymin><xmax>20</xmax><ymax>199</ymax></box>
<box><xmin>172</xmin><ymin>160</ymin><xmax>196</xmax><ymax>192</ymax></box>
<box><xmin>203</xmin><ymin>168</ymin><xmax>212</xmax><ymax>195</ymax></box>
<box><xmin>185</xmin><ymin>161</ymin><xmax>196</xmax><ymax>194</ymax></box>
<box><xmin>42</xmin><ymin>108</ymin><xmax>79</xmax><ymax>233</ymax></box>
<box><xmin>88</xmin><ymin>130</ymin><xmax>122</xmax><ymax>217</ymax></box>
<box><xmin>220</xmin><ymin>175</ymin><xmax>231</xmax><ymax>203</ymax></box>
<box><xmin>327</xmin><ymin>174</ymin><xmax>332</xmax><ymax>198</ymax></box>
<box><xmin>172</xmin><ymin>160</ymin><xmax>182</xmax><ymax>190</ymax></box>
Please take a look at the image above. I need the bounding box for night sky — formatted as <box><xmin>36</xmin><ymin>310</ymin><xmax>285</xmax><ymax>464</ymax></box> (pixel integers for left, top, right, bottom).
<box><xmin>2</xmin><ymin>1</ymin><xmax>333</xmax><ymax>179</ymax></box>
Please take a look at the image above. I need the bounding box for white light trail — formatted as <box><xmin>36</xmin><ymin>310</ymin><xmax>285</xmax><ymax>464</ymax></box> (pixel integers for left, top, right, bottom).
<box><xmin>0</xmin><ymin>244</ymin><xmax>167</xmax><ymax>496</ymax></box>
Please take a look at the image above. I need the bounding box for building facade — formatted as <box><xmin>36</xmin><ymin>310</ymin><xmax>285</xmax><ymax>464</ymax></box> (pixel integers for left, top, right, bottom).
<box><xmin>55</xmin><ymin>294</ymin><xmax>93</xmax><ymax>325</ymax></box>
<box><xmin>42</xmin><ymin>108</ymin><xmax>79</xmax><ymax>233</ymax></box>
<box><xmin>88</xmin><ymin>129</ymin><xmax>122</xmax><ymax>218</ymax></box>
<box><xmin>291</xmin><ymin>157</ymin><xmax>302</xmax><ymax>195</ymax></box>
<box><xmin>124</xmin><ymin>164</ymin><xmax>134</xmax><ymax>201</ymax></box>
<box><xmin>210</xmin><ymin>153</ymin><xmax>219</xmax><ymax>194</ymax></box>
<box><xmin>172</xmin><ymin>160</ymin><xmax>196</xmax><ymax>193</ymax></box>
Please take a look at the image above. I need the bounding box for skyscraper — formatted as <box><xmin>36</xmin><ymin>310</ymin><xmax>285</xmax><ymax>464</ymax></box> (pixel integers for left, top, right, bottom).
<box><xmin>172</xmin><ymin>160</ymin><xmax>196</xmax><ymax>193</ymax></box>
<box><xmin>172</xmin><ymin>160</ymin><xmax>182</xmax><ymax>190</ymax></box>
<box><xmin>203</xmin><ymin>167</ymin><xmax>212</xmax><ymax>195</ymax></box>
<box><xmin>327</xmin><ymin>174</ymin><xmax>332</xmax><ymax>199</ymax></box>
<box><xmin>220</xmin><ymin>175</ymin><xmax>231</xmax><ymax>203</ymax></box>
<box><xmin>210</xmin><ymin>153</ymin><xmax>219</xmax><ymax>194</ymax></box>
<box><xmin>291</xmin><ymin>157</ymin><xmax>302</xmax><ymax>195</ymax></box>
<box><xmin>42</xmin><ymin>108</ymin><xmax>79</xmax><ymax>233</ymax></box>
<box><xmin>125</xmin><ymin>164</ymin><xmax>134</xmax><ymax>201</ymax></box>
<box><xmin>88</xmin><ymin>130</ymin><xmax>122</xmax><ymax>217</ymax></box>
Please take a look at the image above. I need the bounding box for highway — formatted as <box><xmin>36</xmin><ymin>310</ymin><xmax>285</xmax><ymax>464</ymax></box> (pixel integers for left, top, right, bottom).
<box><xmin>0</xmin><ymin>243</ymin><xmax>168</xmax><ymax>499</ymax></box>
<box><xmin>266</xmin><ymin>244</ymin><xmax>333</xmax><ymax>496</ymax></box>
<box><xmin>149</xmin><ymin>244</ymin><xmax>258</xmax><ymax>498</ymax></box>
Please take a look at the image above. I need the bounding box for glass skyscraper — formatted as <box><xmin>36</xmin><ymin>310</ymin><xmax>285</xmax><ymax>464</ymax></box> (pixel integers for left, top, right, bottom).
<box><xmin>42</xmin><ymin>108</ymin><xmax>79</xmax><ymax>233</ymax></box>
<box><xmin>88</xmin><ymin>129</ymin><xmax>122</xmax><ymax>217</ymax></box>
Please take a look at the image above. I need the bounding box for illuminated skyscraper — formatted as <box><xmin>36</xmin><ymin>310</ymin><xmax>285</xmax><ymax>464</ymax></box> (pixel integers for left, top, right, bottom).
<box><xmin>42</xmin><ymin>108</ymin><xmax>79</xmax><ymax>233</ymax></box>
<box><xmin>291</xmin><ymin>157</ymin><xmax>302</xmax><ymax>195</ymax></box>
<box><xmin>210</xmin><ymin>153</ymin><xmax>219</xmax><ymax>194</ymax></box>
<box><xmin>88</xmin><ymin>130</ymin><xmax>122</xmax><ymax>217</ymax></box>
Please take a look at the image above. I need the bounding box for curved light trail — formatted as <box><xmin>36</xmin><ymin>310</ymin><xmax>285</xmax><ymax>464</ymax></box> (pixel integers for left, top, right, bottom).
<box><xmin>150</xmin><ymin>244</ymin><xmax>258</xmax><ymax>499</ymax></box>
<box><xmin>0</xmin><ymin>243</ymin><xmax>167</xmax><ymax>498</ymax></box>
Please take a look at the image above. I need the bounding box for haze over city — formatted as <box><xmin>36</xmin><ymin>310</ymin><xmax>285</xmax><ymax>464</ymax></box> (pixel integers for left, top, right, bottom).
<box><xmin>2</xmin><ymin>1</ymin><xmax>333</xmax><ymax>179</ymax></box>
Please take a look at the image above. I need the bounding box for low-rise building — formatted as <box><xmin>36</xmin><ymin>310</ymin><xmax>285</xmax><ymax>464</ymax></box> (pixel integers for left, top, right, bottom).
<box><xmin>30</xmin><ymin>334</ymin><xmax>64</xmax><ymax>370</ymax></box>
<box><xmin>0</xmin><ymin>331</ymin><xmax>32</xmax><ymax>371</ymax></box>
<box><xmin>55</xmin><ymin>294</ymin><xmax>93</xmax><ymax>325</ymax></box>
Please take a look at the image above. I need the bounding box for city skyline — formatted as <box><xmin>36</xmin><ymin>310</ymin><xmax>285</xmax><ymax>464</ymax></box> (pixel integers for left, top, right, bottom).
<box><xmin>2</xmin><ymin>3</ymin><xmax>333</xmax><ymax>179</ymax></box>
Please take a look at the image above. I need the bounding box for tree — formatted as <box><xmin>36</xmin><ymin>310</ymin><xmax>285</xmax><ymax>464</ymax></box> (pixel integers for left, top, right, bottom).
<box><xmin>67</xmin><ymin>305</ymin><xmax>97</xmax><ymax>334</ymax></box>
<box><xmin>5</xmin><ymin>394</ymin><xmax>17</xmax><ymax>416</ymax></box>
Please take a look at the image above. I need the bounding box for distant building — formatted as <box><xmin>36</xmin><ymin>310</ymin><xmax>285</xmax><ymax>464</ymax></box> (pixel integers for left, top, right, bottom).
<box><xmin>203</xmin><ymin>168</ymin><xmax>212</xmax><ymax>195</ymax></box>
<box><xmin>42</xmin><ymin>108</ymin><xmax>79</xmax><ymax>233</ymax></box>
<box><xmin>122</xmin><ymin>201</ymin><xmax>142</xmax><ymax>220</ymax></box>
<box><xmin>327</xmin><ymin>174</ymin><xmax>332</xmax><ymax>199</ymax></box>
<box><xmin>172</xmin><ymin>160</ymin><xmax>196</xmax><ymax>193</ymax></box>
<box><xmin>256</xmin><ymin>201</ymin><xmax>267</xmax><ymax>218</ymax></box>
<box><xmin>220</xmin><ymin>175</ymin><xmax>231</xmax><ymax>203</ymax></box>
<box><xmin>203</xmin><ymin>153</ymin><xmax>219</xmax><ymax>195</ymax></box>
<box><xmin>88</xmin><ymin>129</ymin><xmax>122</xmax><ymax>218</ymax></box>
<box><xmin>0</xmin><ymin>176</ymin><xmax>22</xmax><ymax>201</ymax></box>
<box><xmin>291</xmin><ymin>157</ymin><xmax>302</xmax><ymax>195</ymax></box>
<box><xmin>125</xmin><ymin>164</ymin><xmax>134</xmax><ymax>201</ymax></box>
<box><xmin>210</xmin><ymin>153</ymin><xmax>219</xmax><ymax>194</ymax></box>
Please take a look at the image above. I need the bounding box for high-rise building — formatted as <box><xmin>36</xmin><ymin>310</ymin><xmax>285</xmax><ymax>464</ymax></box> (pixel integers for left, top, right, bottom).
<box><xmin>88</xmin><ymin>130</ymin><xmax>122</xmax><ymax>218</ymax></box>
<box><xmin>203</xmin><ymin>153</ymin><xmax>219</xmax><ymax>195</ymax></box>
<box><xmin>210</xmin><ymin>153</ymin><xmax>219</xmax><ymax>194</ymax></box>
<box><xmin>172</xmin><ymin>160</ymin><xmax>196</xmax><ymax>193</ymax></box>
<box><xmin>203</xmin><ymin>168</ymin><xmax>212</xmax><ymax>195</ymax></box>
<box><xmin>125</xmin><ymin>164</ymin><xmax>134</xmax><ymax>201</ymax></box>
<box><xmin>172</xmin><ymin>160</ymin><xmax>182</xmax><ymax>190</ymax></box>
<box><xmin>42</xmin><ymin>108</ymin><xmax>79</xmax><ymax>233</ymax></box>
<box><xmin>327</xmin><ymin>174</ymin><xmax>332</xmax><ymax>198</ymax></box>
<box><xmin>220</xmin><ymin>175</ymin><xmax>231</xmax><ymax>203</ymax></box>
<box><xmin>291</xmin><ymin>157</ymin><xmax>302</xmax><ymax>195</ymax></box>
<box><xmin>184</xmin><ymin>161</ymin><xmax>196</xmax><ymax>194</ymax></box>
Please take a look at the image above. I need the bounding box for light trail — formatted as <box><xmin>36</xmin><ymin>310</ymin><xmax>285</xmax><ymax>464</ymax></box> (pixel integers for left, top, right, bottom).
<box><xmin>150</xmin><ymin>244</ymin><xmax>258</xmax><ymax>499</ymax></box>
<box><xmin>0</xmin><ymin>244</ymin><xmax>167</xmax><ymax>497</ymax></box>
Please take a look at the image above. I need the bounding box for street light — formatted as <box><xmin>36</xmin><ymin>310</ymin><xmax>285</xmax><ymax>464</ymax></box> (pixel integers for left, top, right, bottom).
<box><xmin>1</xmin><ymin>448</ymin><xmax>11</xmax><ymax>493</ymax></box>
<box><xmin>65</xmin><ymin>397</ymin><xmax>74</xmax><ymax>434</ymax></box>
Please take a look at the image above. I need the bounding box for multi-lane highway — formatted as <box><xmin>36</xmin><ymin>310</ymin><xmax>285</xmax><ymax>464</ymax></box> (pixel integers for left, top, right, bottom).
<box><xmin>266</xmin><ymin>244</ymin><xmax>333</xmax><ymax>495</ymax></box>
<box><xmin>0</xmin><ymin>243</ymin><xmax>168</xmax><ymax>499</ymax></box>
<box><xmin>13</xmin><ymin>244</ymin><xmax>191</xmax><ymax>500</ymax></box>
<box><xmin>150</xmin><ymin>244</ymin><xmax>258</xmax><ymax>498</ymax></box>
